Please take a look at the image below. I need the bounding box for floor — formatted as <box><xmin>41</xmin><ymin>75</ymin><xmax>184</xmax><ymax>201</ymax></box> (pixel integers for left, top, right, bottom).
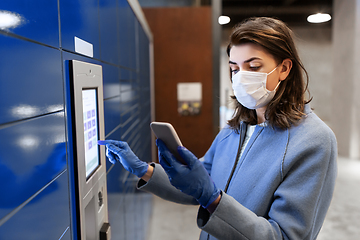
<box><xmin>147</xmin><ymin>196</ymin><xmax>200</xmax><ymax>240</ymax></box>
<box><xmin>317</xmin><ymin>157</ymin><xmax>360</xmax><ymax>240</ymax></box>
<box><xmin>147</xmin><ymin>157</ymin><xmax>360</xmax><ymax>240</ymax></box>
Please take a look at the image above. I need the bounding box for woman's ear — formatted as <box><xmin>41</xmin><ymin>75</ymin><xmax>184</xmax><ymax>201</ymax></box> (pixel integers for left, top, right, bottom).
<box><xmin>279</xmin><ymin>59</ymin><xmax>292</xmax><ymax>81</ymax></box>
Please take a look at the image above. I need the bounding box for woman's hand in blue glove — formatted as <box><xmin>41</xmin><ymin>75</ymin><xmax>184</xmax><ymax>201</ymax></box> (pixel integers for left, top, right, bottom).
<box><xmin>156</xmin><ymin>139</ymin><xmax>220</xmax><ymax>209</ymax></box>
<box><xmin>98</xmin><ymin>140</ymin><xmax>149</xmax><ymax>178</ymax></box>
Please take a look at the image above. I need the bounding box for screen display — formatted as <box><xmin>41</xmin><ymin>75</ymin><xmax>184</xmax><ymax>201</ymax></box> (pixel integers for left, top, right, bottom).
<box><xmin>82</xmin><ymin>89</ymin><xmax>100</xmax><ymax>179</ymax></box>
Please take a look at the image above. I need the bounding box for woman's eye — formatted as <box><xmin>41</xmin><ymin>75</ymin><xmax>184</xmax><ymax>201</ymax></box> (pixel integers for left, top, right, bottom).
<box><xmin>231</xmin><ymin>69</ymin><xmax>239</xmax><ymax>74</ymax></box>
<box><xmin>249</xmin><ymin>66</ymin><xmax>261</xmax><ymax>71</ymax></box>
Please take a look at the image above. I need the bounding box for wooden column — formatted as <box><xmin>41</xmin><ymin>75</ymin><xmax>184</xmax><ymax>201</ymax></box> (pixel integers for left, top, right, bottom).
<box><xmin>143</xmin><ymin>7</ymin><xmax>214</xmax><ymax>158</ymax></box>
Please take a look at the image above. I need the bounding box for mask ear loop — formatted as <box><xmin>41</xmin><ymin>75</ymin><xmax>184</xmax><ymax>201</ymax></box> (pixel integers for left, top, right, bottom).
<box><xmin>266</xmin><ymin>66</ymin><xmax>278</xmax><ymax>76</ymax></box>
<box><xmin>264</xmin><ymin>65</ymin><xmax>281</xmax><ymax>91</ymax></box>
<box><xmin>273</xmin><ymin>80</ymin><xmax>281</xmax><ymax>91</ymax></box>
<box><xmin>271</xmin><ymin>64</ymin><xmax>284</xmax><ymax>91</ymax></box>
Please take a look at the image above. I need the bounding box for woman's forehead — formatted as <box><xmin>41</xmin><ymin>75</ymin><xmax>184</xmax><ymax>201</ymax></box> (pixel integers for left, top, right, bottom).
<box><xmin>229</xmin><ymin>44</ymin><xmax>274</xmax><ymax>64</ymax></box>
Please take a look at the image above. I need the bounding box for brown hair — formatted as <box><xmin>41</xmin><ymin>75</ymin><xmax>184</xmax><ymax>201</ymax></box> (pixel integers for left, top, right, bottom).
<box><xmin>227</xmin><ymin>17</ymin><xmax>311</xmax><ymax>131</ymax></box>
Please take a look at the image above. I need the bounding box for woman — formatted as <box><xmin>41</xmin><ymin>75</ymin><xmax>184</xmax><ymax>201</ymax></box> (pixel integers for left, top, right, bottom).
<box><xmin>99</xmin><ymin>17</ymin><xmax>337</xmax><ymax>240</ymax></box>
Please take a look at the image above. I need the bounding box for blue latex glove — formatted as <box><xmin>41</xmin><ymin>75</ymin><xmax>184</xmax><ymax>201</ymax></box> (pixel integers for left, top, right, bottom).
<box><xmin>98</xmin><ymin>140</ymin><xmax>148</xmax><ymax>178</ymax></box>
<box><xmin>157</xmin><ymin>139</ymin><xmax>220</xmax><ymax>208</ymax></box>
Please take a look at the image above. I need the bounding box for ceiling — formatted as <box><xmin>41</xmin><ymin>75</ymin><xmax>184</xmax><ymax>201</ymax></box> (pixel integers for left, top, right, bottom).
<box><xmin>222</xmin><ymin>0</ymin><xmax>333</xmax><ymax>28</ymax></box>
<box><xmin>138</xmin><ymin>0</ymin><xmax>333</xmax><ymax>28</ymax></box>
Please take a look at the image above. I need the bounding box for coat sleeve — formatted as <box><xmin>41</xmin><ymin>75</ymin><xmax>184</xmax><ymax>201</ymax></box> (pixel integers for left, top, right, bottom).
<box><xmin>198</xmin><ymin>192</ymin><xmax>283</xmax><ymax>239</ymax></box>
<box><xmin>197</xmin><ymin>124</ymin><xmax>337</xmax><ymax>240</ymax></box>
<box><xmin>137</xmin><ymin>163</ymin><xmax>199</xmax><ymax>205</ymax></box>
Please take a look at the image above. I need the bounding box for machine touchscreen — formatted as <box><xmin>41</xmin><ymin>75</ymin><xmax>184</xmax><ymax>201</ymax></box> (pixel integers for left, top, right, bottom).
<box><xmin>82</xmin><ymin>89</ymin><xmax>100</xmax><ymax>179</ymax></box>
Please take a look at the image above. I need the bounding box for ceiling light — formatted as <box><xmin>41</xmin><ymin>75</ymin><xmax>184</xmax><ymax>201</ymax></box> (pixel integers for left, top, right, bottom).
<box><xmin>0</xmin><ymin>11</ymin><xmax>22</xmax><ymax>30</ymax></box>
<box><xmin>307</xmin><ymin>13</ymin><xmax>331</xmax><ymax>23</ymax></box>
<box><xmin>218</xmin><ymin>16</ymin><xmax>230</xmax><ymax>25</ymax></box>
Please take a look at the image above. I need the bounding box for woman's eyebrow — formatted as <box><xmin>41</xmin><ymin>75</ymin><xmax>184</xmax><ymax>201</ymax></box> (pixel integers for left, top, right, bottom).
<box><xmin>229</xmin><ymin>57</ymin><xmax>261</xmax><ymax>65</ymax></box>
<box><xmin>244</xmin><ymin>57</ymin><xmax>261</xmax><ymax>63</ymax></box>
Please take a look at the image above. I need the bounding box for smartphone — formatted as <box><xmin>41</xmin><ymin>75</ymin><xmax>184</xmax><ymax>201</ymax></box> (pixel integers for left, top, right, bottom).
<box><xmin>150</xmin><ymin>122</ymin><xmax>186</xmax><ymax>164</ymax></box>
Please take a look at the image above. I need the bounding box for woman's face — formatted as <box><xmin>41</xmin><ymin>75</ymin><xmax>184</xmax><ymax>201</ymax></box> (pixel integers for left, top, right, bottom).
<box><xmin>229</xmin><ymin>43</ymin><xmax>282</xmax><ymax>91</ymax></box>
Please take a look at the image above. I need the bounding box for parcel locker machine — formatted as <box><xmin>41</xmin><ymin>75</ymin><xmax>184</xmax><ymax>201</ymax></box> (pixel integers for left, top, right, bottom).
<box><xmin>67</xmin><ymin>60</ymin><xmax>111</xmax><ymax>240</ymax></box>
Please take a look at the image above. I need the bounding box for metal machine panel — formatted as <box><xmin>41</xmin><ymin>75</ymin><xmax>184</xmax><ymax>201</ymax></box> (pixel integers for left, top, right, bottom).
<box><xmin>68</xmin><ymin>60</ymin><xmax>110</xmax><ymax>240</ymax></box>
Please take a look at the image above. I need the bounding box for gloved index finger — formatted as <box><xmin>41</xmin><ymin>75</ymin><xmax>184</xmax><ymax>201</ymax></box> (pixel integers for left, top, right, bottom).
<box><xmin>98</xmin><ymin>140</ymin><xmax>126</xmax><ymax>155</ymax></box>
<box><xmin>97</xmin><ymin>140</ymin><xmax>109</xmax><ymax>145</ymax></box>
<box><xmin>106</xmin><ymin>143</ymin><xmax>126</xmax><ymax>154</ymax></box>
<box><xmin>98</xmin><ymin>140</ymin><xmax>121</xmax><ymax>146</ymax></box>
<box><xmin>98</xmin><ymin>140</ymin><xmax>125</xmax><ymax>147</ymax></box>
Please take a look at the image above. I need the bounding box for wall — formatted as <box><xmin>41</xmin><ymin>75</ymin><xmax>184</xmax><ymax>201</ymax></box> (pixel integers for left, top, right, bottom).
<box><xmin>331</xmin><ymin>0</ymin><xmax>360</xmax><ymax>158</ymax></box>
<box><xmin>293</xmin><ymin>25</ymin><xmax>333</xmax><ymax>125</ymax></box>
<box><xmin>0</xmin><ymin>0</ymin><xmax>153</xmax><ymax>239</ymax></box>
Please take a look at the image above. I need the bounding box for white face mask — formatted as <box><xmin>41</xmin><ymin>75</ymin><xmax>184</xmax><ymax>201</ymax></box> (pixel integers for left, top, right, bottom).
<box><xmin>231</xmin><ymin>67</ymin><xmax>280</xmax><ymax>109</ymax></box>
